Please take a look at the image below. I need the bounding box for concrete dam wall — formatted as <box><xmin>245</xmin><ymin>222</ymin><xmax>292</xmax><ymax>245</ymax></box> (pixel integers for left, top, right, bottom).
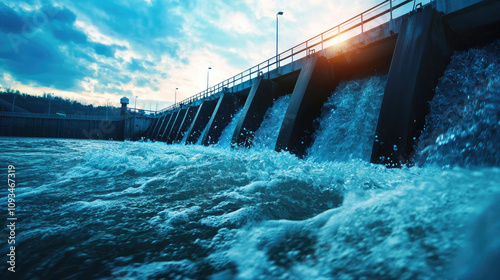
<box><xmin>146</xmin><ymin>0</ymin><xmax>500</xmax><ymax>167</ymax></box>
<box><xmin>0</xmin><ymin>97</ymin><xmax>155</xmax><ymax>141</ymax></box>
<box><xmin>0</xmin><ymin>113</ymin><xmax>123</xmax><ymax>140</ymax></box>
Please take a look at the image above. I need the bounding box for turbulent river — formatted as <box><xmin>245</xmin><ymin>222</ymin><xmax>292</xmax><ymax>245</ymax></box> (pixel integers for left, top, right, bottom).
<box><xmin>1</xmin><ymin>41</ymin><xmax>500</xmax><ymax>280</ymax></box>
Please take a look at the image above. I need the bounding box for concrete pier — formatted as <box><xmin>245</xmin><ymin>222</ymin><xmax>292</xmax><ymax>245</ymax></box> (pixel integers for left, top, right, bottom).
<box><xmin>160</xmin><ymin>110</ymin><xmax>179</xmax><ymax>142</ymax></box>
<box><xmin>151</xmin><ymin>114</ymin><xmax>167</xmax><ymax>138</ymax></box>
<box><xmin>145</xmin><ymin>118</ymin><xmax>158</xmax><ymax>137</ymax></box>
<box><xmin>371</xmin><ymin>5</ymin><xmax>452</xmax><ymax>166</ymax></box>
<box><xmin>275</xmin><ymin>55</ymin><xmax>335</xmax><ymax>157</ymax></box>
<box><xmin>154</xmin><ymin>114</ymin><xmax>171</xmax><ymax>141</ymax></box>
<box><xmin>166</xmin><ymin>108</ymin><xmax>187</xmax><ymax>144</ymax></box>
<box><xmin>185</xmin><ymin>99</ymin><xmax>219</xmax><ymax>144</ymax></box>
<box><xmin>231</xmin><ymin>79</ymin><xmax>278</xmax><ymax>147</ymax></box>
<box><xmin>201</xmin><ymin>93</ymin><xmax>240</xmax><ymax>146</ymax></box>
<box><xmin>173</xmin><ymin>105</ymin><xmax>200</xmax><ymax>143</ymax></box>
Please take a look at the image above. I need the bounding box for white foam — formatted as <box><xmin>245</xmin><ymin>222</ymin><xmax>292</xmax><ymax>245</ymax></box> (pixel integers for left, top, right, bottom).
<box><xmin>111</xmin><ymin>260</ymin><xmax>196</xmax><ymax>279</ymax></box>
<box><xmin>308</xmin><ymin>75</ymin><xmax>387</xmax><ymax>161</ymax></box>
<box><xmin>253</xmin><ymin>95</ymin><xmax>291</xmax><ymax>149</ymax></box>
<box><xmin>215</xmin><ymin>166</ymin><xmax>500</xmax><ymax>279</ymax></box>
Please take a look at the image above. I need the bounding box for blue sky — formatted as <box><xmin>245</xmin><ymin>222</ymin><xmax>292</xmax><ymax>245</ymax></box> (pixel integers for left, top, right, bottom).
<box><xmin>0</xmin><ymin>0</ymin><xmax>397</xmax><ymax>110</ymax></box>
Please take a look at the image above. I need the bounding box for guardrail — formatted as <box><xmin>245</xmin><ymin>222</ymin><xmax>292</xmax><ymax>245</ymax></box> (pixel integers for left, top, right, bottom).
<box><xmin>161</xmin><ymin>0</ymin><xmax>417</xmax><ymax>112</ymax></box>
<box><xmin>127</xmin><ymin>108</ymin><xmax>158</xmax><ymax>117</ymax></box>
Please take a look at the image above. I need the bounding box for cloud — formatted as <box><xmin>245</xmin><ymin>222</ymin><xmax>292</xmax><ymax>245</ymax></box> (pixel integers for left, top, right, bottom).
<box><xmin>93</xmin><ymin>42</ymin><xmax>117</xmax><ymax>57</ymax></box>
<box><xmin>0</xmin><ymin>3</ymin><xmax>118</xmax><ymax>91</ymax></box>
<box><xmin>0</xmin><ymin>3</ymin><xmax>25</xmax><ymax>33</ymax></box>
<box><xmin>128</xmin><ymin>58</ymin><xmax>146</xmax><ymax>72</ymax></box>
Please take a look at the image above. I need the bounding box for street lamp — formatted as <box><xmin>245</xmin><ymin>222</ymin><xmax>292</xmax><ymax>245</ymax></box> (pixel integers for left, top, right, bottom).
<box><xmin>175</xmin><ymin>88</ymin><xmax>178</xmax><ymax>105</ymax></box>
<box><xmin>207</xmin><ymin>67</ymin><xmax>212</xmax><ymax>92</ymax></box>
<box><xmin>135</xmin><ymin>96</ymin><xmax>138</xmax><ymax>111</ymax></box>
<box><xmin>276</xmin><ymin>11</ymin><xmax>283</xmax><ymax>67</ymax></box>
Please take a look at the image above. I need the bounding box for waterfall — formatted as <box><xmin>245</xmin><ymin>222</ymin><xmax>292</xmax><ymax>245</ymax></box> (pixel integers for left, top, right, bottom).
<box><xmin>196</xmin><ymin>123</ymin><xmax>209</xmax><ymax>145</ymax></box>
<box><xmin>416</xmin><ymin>40</ymin><xmax>500</xmax><ymax>167</ymax></box>
<box><xmin>253</xmin><ymin>94</ymin><xmax>291</xmax><ymax>149</ymax></box>
<box><xmin>307</xmin><ymin>75</ymin><xmax>387</xmax><ymax>161</ymax></box>
<box><xmin>216</xmin><ymin>108</ymin><xmax>243</xmax><ymax>148</ymax></box>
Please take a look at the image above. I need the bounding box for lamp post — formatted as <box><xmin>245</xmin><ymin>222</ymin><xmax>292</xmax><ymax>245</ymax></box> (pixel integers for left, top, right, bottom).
<box><xmin>207</xmin><ymin>67</ymin><xmax>212</xmax><ymax>92</ymax></box>
<box><xmin>134</xmin><ymin>96</ymin><xmax>138</xmax><ymax>111</ymax></box>
<box><xmin>276</xmin><ymin>11</ymin><xmax>283</xmax><ymax>67</ymax></box>
<box><xmin>175</xmin><ymin>88</ymin><xmax>178</xmax><ymax>106</ymax></box>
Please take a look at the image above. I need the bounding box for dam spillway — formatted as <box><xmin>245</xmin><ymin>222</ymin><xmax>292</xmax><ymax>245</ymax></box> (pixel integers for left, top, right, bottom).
<box><xmin>144</xmin><ymin>0</ymin><xmax>500</xmax><ymax>167</ymax></box>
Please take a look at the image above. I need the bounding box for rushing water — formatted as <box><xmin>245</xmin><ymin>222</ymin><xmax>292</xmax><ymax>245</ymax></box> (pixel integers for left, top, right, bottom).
<box><xmin>217</xmin><ymin>108</ymin><xmax>243</xmax><ymax>148</ymax></box>
<box><xmin>253</xmin><ymin>94</ymin><xmax>291</xmax><ymax>150</ymax></box>
<box><xmin>1</xmin><ymin>41</ymin><xmax>500</xmax><ymax>280</ymax></box>
<box><xmin>308</xmin><ymin>75</ymin><xmax>387</xmax><ymax>161</ymax></box>
<box><xmin>416</xmin><ymin>40</ymin><xmax>500</xmax><ymax>168</ymax></box>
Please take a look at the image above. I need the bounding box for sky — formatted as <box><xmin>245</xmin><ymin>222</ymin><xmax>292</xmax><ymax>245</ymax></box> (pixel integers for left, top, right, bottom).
<box><xmin>0</xmin><ymin>0</ymin><xmax>397</xmax><ymax>110</ymax></box>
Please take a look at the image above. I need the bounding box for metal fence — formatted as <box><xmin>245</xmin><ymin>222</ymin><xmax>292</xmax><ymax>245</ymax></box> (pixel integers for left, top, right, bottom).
<box><xmin>161</xmin><ymin>0</ymin><xmax>418</xmax><ymax>112</ymax></box>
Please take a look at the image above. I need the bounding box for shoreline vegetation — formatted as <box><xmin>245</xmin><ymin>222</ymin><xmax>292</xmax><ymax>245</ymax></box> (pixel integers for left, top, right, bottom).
<box><xmin>0</xmin><ymin>89</ymin><xmax>121</xmax><ymax>117</ymax></box>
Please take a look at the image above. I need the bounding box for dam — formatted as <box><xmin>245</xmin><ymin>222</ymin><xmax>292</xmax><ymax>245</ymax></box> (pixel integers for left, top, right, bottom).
<box><xmin>2</xmin><ymin>1</ymin><xmax>500</xmax><ymax>279</ymax></box>
<box><xmin>143</xmin><ymin>0</ymin><xmax>500</xmax><ymax>167</ymax></box>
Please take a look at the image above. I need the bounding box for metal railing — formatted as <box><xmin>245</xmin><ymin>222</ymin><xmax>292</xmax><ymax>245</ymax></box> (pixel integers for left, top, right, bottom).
<box><xmin>161</xmin><ymin>0</ymin><xmax>416</xmax><ymax>113</ymax></box>
<box><xmin>127</xmin><ymin>108</ymin><xmax>159</xmax><ymax>117</ymax></box>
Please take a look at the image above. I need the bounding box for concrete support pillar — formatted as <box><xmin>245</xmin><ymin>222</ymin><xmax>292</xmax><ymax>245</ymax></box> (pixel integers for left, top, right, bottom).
<box><xmin>275</xmin><ymin>55</ymin><xmax>335</xmax><ymax>157</ymax></box>
<box><xmin>146</xmin><ymin>117</ymin><xmax>160</xmax><ymax>138</ymax></box>
<box><xmin>371</xmin><ymin>5</ymin><xmax>451</xmax><ymax>167</ymax></box>
<box><xmin>185</xmin><ymin>99</ymin><xmax>219</xmax><ymax>144</ymax></box>
<box><xmin>201</xmin><ymin>93</ymin><xmax>240</xmax><ymax>146</ymax></box>
<box><xmin>166</xmin><ymin>108</ymin><xmax>187</xmax><ymax>144</ymax></box>
<box><xmin>231</xmin><ymin>78</ymin><xmax>278</xmax><ymax>147</ymax></box>
<box><xmin>160</xmin><ymin>110</ymin><xmax>179</xmax><ymax>142</ymax></box>
<box><xmin>153</xmin><ymin>114</ymin><xmax>170</xmax><ymax>141</ymax></box>
<box><xmin>119</xmin><ymin>97</ymin><xmax>129</xmax><ymax>141</ymax></box>
<box><xmin>174</xmin><ymin>105</ymin><xmax>200</xmax><ymax>143</ymax></box>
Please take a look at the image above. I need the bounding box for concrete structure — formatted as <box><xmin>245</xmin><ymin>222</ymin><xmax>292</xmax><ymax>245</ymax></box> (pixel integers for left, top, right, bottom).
<box><xmin>160</xmin><ymin>110</ymin><xmax>178</xmax><ymax>142</ymax></box>
<box><xmin>166</xmin><ymin>108</ymin><xmax>187</xmax><ymax>143</ymax></box>
<box><xmin>146</xmin><ymin>0</ymin><xmax>500</xmax><ymax>166</ymax></box>
<box><xmin>0</xmin><ymin>96</ymin><xmax>154</xmax><ymax>140</ymax></box>
<box><xmin>174</xmin><ymin>105</ymin><xmax>200</xmax><ymax>143</ymax></box>
<box><xmin>153</xmin><ymin>114</ymin><xmax>171</xmax><ymax>141</ymax></box>
<box><xmin>124</xmin><ymin>115</ymin><xmax>154</xmax><ymax>140</ymax></box>
<box><xmin>231</xmin><ymin>79</ymin><xmax>278</xmax><ymax>147</ymax></box>
<box><xmin>120</xmin><ymin>97</ymin><xmax>129</xmax><ymax>118</ymax></box>
<box><xmin>201</xmin><ymin>93</ymin><xmax>240</xmax><ymax>146</ymax></box>
<box><xmin>185</xmin><ymin>99</ymin><xmax>219</xmax><ymax>144</ymax></box>
<box><xmin>0</xmin><ymin>113</ymin><xmax>121</xmax><ymax>139</ymax></box>
<box><xmin>146</xmin><ymin>117</ymin><xmax>160</xmax><ymax>138</ymax></box>
<box><xmin>371</xmin><ymin>5</ymin><xmax>452</xmax><ymax>166</ymax></box>
<box><xmin>275</xmin><ymin>55</ymin><xmax>335</xmax><ymax>157</ymax></box>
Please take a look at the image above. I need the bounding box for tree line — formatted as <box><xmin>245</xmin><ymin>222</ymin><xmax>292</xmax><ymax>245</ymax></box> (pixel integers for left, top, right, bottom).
<box><xmin>0</xmin><ymin>89</ymin><xmax>121</xmax><ymax>116</ymax></box>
